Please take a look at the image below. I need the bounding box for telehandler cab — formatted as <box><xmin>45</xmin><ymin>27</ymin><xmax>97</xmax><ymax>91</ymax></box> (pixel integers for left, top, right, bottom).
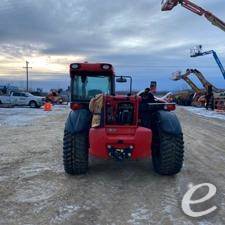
<box><xmin>63</xmin><ymin>63</ymin><xmax>184</xmax><ymax>175</ymax></box>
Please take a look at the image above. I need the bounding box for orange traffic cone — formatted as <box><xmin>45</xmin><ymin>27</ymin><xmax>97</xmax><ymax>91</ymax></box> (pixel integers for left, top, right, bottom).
<box><xmin>44</xmin><ymin>102</ymin><xmax>52</xmax><ymax>111</ymax></box>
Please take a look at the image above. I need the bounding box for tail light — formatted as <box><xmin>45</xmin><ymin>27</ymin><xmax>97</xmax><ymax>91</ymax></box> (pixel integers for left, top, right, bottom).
<box><xmin>164</xmin><ymin>104</ymin><xmax>176</xmax><ymax>111</ymax></box>
<box><xmin>70</xmin><ymin>103</ymin><xmax>82</xmax><ymax>110</ymax></box>
<box><xmin>148</xmin><ymin>103</ymin><xmax>176</xmax><ymax>111</ymax></box>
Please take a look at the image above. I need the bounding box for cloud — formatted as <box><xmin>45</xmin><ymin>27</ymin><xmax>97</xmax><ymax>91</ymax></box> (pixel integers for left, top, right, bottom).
<box><xmin>0</xmin><ymin>0</ymin><xmax>225</xmax><ymax>90</ymax></box>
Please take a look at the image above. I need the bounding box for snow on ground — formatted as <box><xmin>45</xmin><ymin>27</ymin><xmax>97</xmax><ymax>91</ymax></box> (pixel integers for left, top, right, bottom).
<box><xmin>0</xmin><ymin>104</ymin><xmax>69</xmax><ymax>127</ymax></box>
<box><xmin>182</xmin><ymin>106</ymin><xmax>225</xmax><ymax>121</ymax></box>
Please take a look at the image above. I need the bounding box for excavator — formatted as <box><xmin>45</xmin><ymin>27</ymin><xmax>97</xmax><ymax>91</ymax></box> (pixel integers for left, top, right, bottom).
<box><xmin>172</xmin><ymin>69</ymin><xmax>225</xmax><ymax>109</ymax></box>
<box><xmin>161</xmin><ymin>0</ymin><xmax>225</xmax><ymax>32</ymax></box>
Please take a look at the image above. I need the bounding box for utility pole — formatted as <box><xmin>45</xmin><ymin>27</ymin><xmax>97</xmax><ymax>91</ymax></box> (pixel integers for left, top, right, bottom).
<box><xmin>23</xmin><ymin>61</ymin><xmax>32</xmax><ymax>92</ymax></box>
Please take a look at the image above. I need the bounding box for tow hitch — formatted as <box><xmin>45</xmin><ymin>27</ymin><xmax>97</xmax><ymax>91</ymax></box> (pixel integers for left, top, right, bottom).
<box><xmin>107</xmin><ymin>145</ymin><xmax>133</xmax><ymax>161</ymax></box>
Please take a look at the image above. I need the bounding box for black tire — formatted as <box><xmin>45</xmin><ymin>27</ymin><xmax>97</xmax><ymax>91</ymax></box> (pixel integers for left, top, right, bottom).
<box><xmin>63</xmin><ymin>130</ymin><xmax>89</xmax><ymax>175</ymax></box>
<box><xmin>152</xmin><ymin>131</ymin><xmax>184</xmax><ymax>175</ymax></box>
<box><xmin>0</xmin><ymin>100</ymin><xmax>2</xmax><ymax>104</ymax></box>
<box><xmin>29</xmin><ymin>101</ymin><xmax>37</xmax><ymax>108</ymax></box>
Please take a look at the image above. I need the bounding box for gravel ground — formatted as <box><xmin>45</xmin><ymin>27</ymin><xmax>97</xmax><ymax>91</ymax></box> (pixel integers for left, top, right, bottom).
<box><xmin>0</xmin><ymin>106</ymin><xmax>225</xmax><ymax>225</ymax></box>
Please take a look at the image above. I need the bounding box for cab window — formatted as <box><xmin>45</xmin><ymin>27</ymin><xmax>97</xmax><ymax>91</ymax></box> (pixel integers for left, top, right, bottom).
<box><xmin>72</xmin><ymin>75</ymin><xmax>111</xmax><ymax>101</ymax></box>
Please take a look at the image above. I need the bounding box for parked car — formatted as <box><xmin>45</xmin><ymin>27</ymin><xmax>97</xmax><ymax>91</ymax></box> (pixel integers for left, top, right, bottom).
<box><xmin>0</xmin><ymin>92</ymin><xmax>45</xmax><ymax>108</ymax></box>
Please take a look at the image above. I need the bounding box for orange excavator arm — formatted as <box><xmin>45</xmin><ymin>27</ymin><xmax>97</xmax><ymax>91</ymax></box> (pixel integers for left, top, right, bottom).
<box><xmin>161</xmin><ymin>0</ymin><xmax>225</xmax><ymax>32</ymax></box>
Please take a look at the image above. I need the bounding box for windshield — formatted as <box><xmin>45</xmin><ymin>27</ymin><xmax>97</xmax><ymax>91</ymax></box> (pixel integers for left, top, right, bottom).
<box><xmin>72</xmin><ymin>75</ymin><xmax>112</xmax><ymax>101</ymax></box>
<box><xmin>25</xmin><ymin>93</ymin><xmax>33</xmax><ymax>97</ymax></box>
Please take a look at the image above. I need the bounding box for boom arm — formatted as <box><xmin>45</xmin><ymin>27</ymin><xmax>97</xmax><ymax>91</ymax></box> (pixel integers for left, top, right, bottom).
<box><xmin>191</xmin><ymin>69</ymin><xmax>220</xmax><ymax>92</ymax></box>
<box><xmin>171</xmin><ymin>70</ymin><xmax>202</xmax><ymax>93</ymax></box>
<box><xmin>212</xmin><ymin>51</ymin><xmax>225</xmax><ymax>79</ymax></box>
<box><xmin>191</xmin><ymin>69</ymin><xmax>212</xmax><ymax>88</ymax></box>
<box><xmin>161</xmin><ymin>0</ymin><xmax>225</xmax><ymax>32</ymax></box>
<box><xmin>190</xmin><ymin>46</ymin><xmax>225</xmax><ymax>80</ymax></box>
<box><xmin>171</xmin><ymin>69</ymin><xmax>221</xmax><ymax>93</ymax></box>
<box><xmin>182</xmin><ymin>76</ymin><xmax>201</xmax><ymax>93</ymax></box>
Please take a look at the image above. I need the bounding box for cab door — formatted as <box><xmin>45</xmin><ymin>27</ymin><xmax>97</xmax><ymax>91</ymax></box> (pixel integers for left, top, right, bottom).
<box><xmin>11</xmin><ymin>92</ymin><xmax>27</xmax><ymax>105</ymax></box>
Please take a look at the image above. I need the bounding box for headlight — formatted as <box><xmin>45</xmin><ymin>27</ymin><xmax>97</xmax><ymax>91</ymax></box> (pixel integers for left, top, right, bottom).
<box><xmin>102</xmin><ymin>64</ymin><xmax>111</xmax><ymax>70</ymax></box>
<box><xmin>71</xmin><ymin>64</ymin><xmax>80</xmax><ymax>69</ymax></box>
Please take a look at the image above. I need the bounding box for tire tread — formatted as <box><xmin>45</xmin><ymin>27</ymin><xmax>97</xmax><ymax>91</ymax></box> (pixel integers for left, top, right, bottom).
<box><xmin>63</xmin><ymin>130</ymin><xmax>89</xmax><ymax>175</ymax></box>
<box><xmin>152</xmin><ymin>131</ymin><xmax>184</xmax><ymax>175</ymax></box>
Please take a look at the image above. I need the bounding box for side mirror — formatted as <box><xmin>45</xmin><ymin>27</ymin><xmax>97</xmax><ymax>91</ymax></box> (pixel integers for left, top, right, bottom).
<box><xmin>116</xmin><ymin>76</ymin><xmax>127</xmax><ymax>83</ymax></box>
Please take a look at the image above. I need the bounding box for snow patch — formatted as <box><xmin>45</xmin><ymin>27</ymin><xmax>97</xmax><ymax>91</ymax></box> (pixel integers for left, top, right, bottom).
<box><xmin>0</xmin><ymin>105</ymin><xmax>68</xmax><ymax>127</ymax></box>
<box><xmin>182</xmin><ymin>107</ymin><xmax>225</xmax><ymax>121</ymax></box>
<box><xmin>0</xmin><ymin>175</ymin><xmax>10</xmax><ymax>182</ymax></box>
<box><xmin>19</xmin><ymin>162</ymin><xmax>51</xmax><ymax>179</ymax></box>
<box><xmin>128</xmin><ymin>206</ymin><xmax>151</xmax><ymax>225</ymax></box>
<box><xmin>50</xmin><ymin>205</ymin><xmax>80</xmax><ymax>224</ymax></box>
<box><xmin>12</xmin><ymin>179</ymin><xmax>60</xmax><ymax>203</ymax></box>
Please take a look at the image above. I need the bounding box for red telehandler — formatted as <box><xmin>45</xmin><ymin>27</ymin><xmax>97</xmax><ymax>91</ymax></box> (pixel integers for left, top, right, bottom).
<box><xmin>63</xmin><ymin>63</ymin><xmax>184</xmax><ymax>175</ymax></box>
<box><xmin>161</xmin><ymin>0</ymin><xmax>225</xmax><ymax>32</ymax></box>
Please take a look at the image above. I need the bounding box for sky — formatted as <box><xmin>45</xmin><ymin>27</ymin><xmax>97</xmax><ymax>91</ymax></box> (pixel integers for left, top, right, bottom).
<box><xmin>0</xmin><ymin>0</ymin><xmax>225</xmax><ymax>91</ymax></box>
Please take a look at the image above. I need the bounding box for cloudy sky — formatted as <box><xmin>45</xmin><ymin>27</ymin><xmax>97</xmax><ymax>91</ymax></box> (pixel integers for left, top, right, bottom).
<box><xmin>0</xmin><ymin>0</ymin><xmax>225</xmax><ymax>91</ymax></box>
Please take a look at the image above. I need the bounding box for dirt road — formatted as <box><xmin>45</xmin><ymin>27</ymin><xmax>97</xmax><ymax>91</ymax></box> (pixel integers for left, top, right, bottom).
<box><xmin>0</xmin><ymin>107</ymin><xmax>225</xmax><ymax>225</ymax></box>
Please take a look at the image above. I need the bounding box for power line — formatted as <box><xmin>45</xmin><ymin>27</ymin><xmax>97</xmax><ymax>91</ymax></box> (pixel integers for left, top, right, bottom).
<box><xmin>22</xmin><ymin>61</ymin><xmax>32</xmax><ymax>91</ymax></box>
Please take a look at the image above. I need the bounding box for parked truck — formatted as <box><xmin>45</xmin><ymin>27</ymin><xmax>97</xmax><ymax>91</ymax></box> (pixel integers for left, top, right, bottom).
<box><xmin>0</xmin><ymin>92</ymin><xmax>45</xmax><ymax>108</ymax></box>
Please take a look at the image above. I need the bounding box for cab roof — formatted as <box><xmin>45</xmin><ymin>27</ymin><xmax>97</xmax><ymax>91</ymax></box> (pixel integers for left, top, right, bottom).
<box><xmin>70</xmin><ymin>63</ymin><xmax>115</xmax><ymax>77</ymax></box>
